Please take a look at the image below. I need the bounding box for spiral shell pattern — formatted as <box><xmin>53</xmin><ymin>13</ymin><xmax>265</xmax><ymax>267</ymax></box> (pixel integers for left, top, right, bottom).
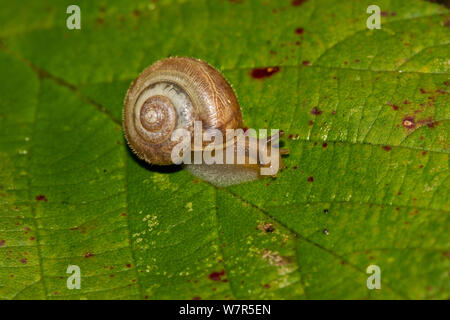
<box><xmin>123</xmin><ymin>57</ymin><xmax>243</xmax><ymax>165</ymax></box>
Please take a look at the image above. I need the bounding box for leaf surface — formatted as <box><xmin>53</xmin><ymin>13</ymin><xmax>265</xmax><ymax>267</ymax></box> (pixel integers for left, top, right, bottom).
<box><xmin>0</xmin><ymin>0</ymin><xmax>449</xmax><ymax>299</ymax></box>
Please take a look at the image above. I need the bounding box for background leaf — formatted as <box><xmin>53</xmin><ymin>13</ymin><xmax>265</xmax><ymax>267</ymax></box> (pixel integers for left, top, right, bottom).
<box><xmin>0</xmin><ymin>0</ymin><xmax>449</xmax><ymax>299</ymax></box>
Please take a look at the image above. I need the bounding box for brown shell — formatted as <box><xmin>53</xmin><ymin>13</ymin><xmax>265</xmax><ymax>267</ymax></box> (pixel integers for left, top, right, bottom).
<box><xmin>123</xmin><ymin>57</ymin><xmax>243</xmax><ymax>165</ymax></box>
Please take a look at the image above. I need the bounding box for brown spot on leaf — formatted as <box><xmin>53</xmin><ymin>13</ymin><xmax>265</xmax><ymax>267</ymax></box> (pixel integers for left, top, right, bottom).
<box><xmin>307</xmin><ymin>176</ymin><xmax>314</xmax><ymax>182</ymax></box>
<box><xmin>257</xmin><ymin>222</ymin><xmax>275</xmax><ymax>233</ymax></box>
<box><xmin>310</xmin><ymin>107</ymin><xmax>322</xmax><ymax>115</ymax></box>
<box><xmin>386</xmin><ymin>102</ymin><xmax>399</xmax><ymax>110</ymax></box>
<box><xmin>250</xmin><ymin>66</ymin><xmax>280</xmax><ymax>79</ymax></box>
<box><xmin>209</xmin><ymin>270</ymin><xmax>225</xmax><ymax>281</ymax></box>
<box><xmin>291</xmin><ymin>0</ymin><xmax>307</xmax><ymax>6</ymax></box>
<box><xmin>84</xmin><ymin>252</ymin><xmax>95</xmax><ymax>258</ymax></box>
<box><xmin>0</xmin><ymin>239</ymin><xmax>5</xmax><ymax>247</ymax></box>
<box><xmin>35</xmin><ymin>195</ymin><xmax>47</xmax><ymax>202</ymax></box>
<box><xmin>382</xmin><ymin>146</ymin><xmax>392</xmax><ymax>152</ymax></box>
<box><xmin>426</xmin><ymin>120</ymin><xmax>437</xmax><ymax>128</ymax></box>
<box><xmin>295</xmin><ymin>27</ymin><xmax>304</xmax><ymax>35</ymax></box>
<box><xmin>402</xmin><ymin>116</ymin><xmax>415</xmax><ymax>129</ymax></box>
<box><xmin>418</xmin><ymin>117</ymin><xmax>438</xmax><ymax>128</ymax></box>
<box><xmin>322</xmin><ymin>142</ymin><xmax>328</xmax><ymax>148</ymax></box>
<box><xmin>302</xmin><ymin>60</ymin><xmax>311</xmax><ymax>66</ymax></box>
<box><xmin>20</xmin><ymin>258</ymin><xmax>27</xmax><ymax>264</ymax></box>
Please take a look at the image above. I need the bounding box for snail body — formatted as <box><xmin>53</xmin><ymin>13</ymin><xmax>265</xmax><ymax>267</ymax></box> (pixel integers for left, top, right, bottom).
<box><xmin>123</xmin><ymin>57</ymin><xmax>285</xmax><ymax>186</ymax></box>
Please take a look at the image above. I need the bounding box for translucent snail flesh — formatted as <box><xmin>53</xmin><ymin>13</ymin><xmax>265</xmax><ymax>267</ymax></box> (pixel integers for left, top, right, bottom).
<box><xmin>123</xmin><ymin>57</ymin><xmax>286</xmax><ymax>186</ymax></box>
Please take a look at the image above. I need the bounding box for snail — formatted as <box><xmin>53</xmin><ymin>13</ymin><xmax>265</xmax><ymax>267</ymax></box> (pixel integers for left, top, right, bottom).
<box><xmin>123</xmin><ymin>57</ymin><xmax>287</xmax><ymax>186</ymax></box>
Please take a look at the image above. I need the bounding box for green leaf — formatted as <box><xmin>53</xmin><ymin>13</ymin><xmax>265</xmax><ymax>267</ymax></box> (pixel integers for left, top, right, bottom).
<box><xmin>0</xmin><ymin>0</ymin><xmax>449</xmax><ymax>300</ymax></box>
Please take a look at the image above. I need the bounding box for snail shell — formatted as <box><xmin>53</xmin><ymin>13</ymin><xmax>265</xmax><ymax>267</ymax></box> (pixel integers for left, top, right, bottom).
<box><xmin>124</xmin><ymin>57</ymin><xmax>286</xmax><ymax>186</ymax></box>
<box><xmin>123</xmin><ymin>57</ymin><xmax>242</xmax><ymax>165</ymax></box>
